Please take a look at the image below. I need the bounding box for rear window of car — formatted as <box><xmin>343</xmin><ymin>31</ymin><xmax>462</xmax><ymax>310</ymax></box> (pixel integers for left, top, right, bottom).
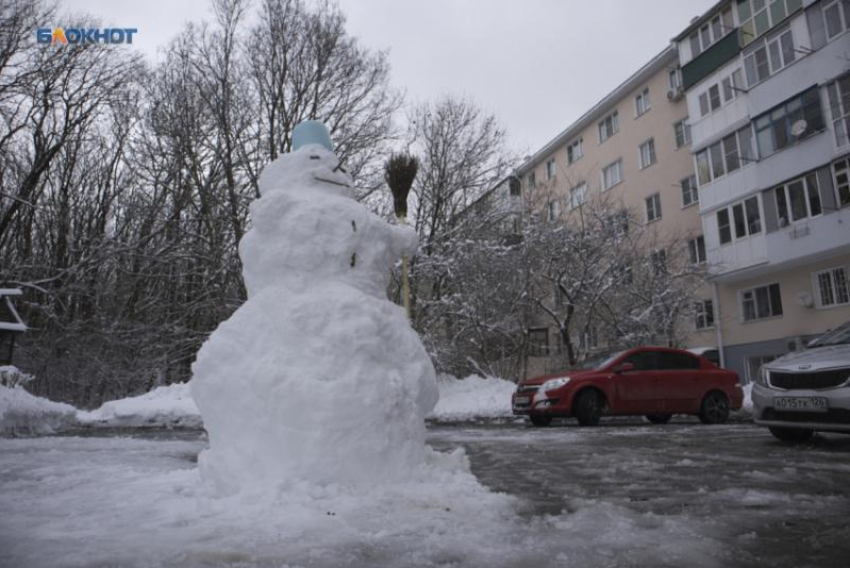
<box><xmin>624</xmin><ymin>351</ymin><xmax>657</xmax><ymax>370</ymax></box>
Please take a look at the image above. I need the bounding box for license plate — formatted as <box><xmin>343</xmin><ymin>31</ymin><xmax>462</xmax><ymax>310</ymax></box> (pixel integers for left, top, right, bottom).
<box><xmin>774</xmin><ymin>397</ymin><xmax>828</xmax><ymax>412</ymax></box>
<box><xmin>515</xmin><ymin>396</ymin><xmax>530</xmax><ymax>404</ymax></box>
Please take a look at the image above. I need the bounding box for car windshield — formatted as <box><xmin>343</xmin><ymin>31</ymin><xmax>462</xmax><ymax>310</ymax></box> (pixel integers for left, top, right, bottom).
<box><xmin>582</xmin><ymin>351</ymin><xmax>626</xmax><ymax>370</ymax></box>
<box><xmin>808</xmin><ymin>321</ymin><xmax>850</xmax><ymax>348</ymax></box>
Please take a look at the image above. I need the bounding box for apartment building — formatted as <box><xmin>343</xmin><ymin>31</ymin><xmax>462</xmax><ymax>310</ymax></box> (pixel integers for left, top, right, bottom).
<box><xmin>514</xmin><ymin>46</ymin><xmax>718</xmax><ymax>378</ymax></box>
<box><xmin>674</xmin><ymin>0</ymin><xmax>850</xmax><ymax>382</ymax></box>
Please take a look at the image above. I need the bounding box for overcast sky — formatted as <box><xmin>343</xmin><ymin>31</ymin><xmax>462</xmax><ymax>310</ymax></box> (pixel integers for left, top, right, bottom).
<box><xmin>64</xmin><ymin>0</ymin><xmax>716</xmax><ymax>155</ymax></box>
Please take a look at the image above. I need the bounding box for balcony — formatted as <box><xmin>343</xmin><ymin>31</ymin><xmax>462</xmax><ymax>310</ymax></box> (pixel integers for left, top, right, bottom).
<box><xmin>682</xmin><ymin>31</ymin><xmax>741</xmax><ymax>91</ymax></box>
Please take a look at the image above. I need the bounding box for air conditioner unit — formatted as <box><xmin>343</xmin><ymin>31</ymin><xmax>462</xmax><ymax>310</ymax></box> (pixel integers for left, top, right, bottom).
<box><xmin>667</xmin><ymin>87</ymin><xmax>683</xmax><ymax>102</ymax></box>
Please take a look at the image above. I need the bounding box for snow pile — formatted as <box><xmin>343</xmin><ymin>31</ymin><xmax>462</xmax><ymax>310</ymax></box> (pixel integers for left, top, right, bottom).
<box><xmin>79</xmin><ymin>382</ymin><xmax>201</xmax><ymax>428</ymax></box>
<box><xmin>0</xmin><ymin>383</ymin><xmax>77</xmax><ymax>436</ymax></box>
<box><xmin>731</xmin><ymin>383</ymin><xmax>754</xmax><ymax>420</ymax></box>
<box><xmin>191</xmin><ymin>135</ymin><xmax>439</xmax><ymax>495</ymax></box>
<box><xmin>430</xmin><ymin>374</ymin><xmax>517</xmax><ymax>421</ymax></box>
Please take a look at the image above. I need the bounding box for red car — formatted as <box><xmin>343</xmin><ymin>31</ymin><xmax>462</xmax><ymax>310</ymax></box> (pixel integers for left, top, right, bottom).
<box><xmin>513</xmin><ymin>347</ymin><xmax>743</xmax><ymax>427</ymax></box>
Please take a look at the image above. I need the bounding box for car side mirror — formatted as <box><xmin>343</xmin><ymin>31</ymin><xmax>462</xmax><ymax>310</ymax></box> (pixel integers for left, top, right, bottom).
<box><xmin>614</xmin><ymin>362</ymin><xmax>635</xmax><ymax>374</ymax></box>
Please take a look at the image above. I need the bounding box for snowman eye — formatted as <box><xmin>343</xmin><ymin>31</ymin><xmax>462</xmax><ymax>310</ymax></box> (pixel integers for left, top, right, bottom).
<box><xmin>310</xmin><ymin>155</ymin><xmax>321</xmax><ymax>160</ymax></box>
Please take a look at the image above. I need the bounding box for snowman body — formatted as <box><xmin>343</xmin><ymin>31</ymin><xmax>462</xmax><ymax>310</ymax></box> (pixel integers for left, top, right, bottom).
<box><xmin>192</xmin><ymin>145</ymin><xmax>438</xmax><ymax>493</ymax></box>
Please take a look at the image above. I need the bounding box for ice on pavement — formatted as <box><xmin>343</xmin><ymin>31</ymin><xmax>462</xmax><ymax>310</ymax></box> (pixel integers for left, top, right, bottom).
<box><xmin>0</xmin><ymin>433</ymin><xmax>729</xmax><ymax>568</ymax></box>
<box><xmin>0</xmin><ymin>382</ymin><xmax>77</xmax><ymax>436</ymax></box>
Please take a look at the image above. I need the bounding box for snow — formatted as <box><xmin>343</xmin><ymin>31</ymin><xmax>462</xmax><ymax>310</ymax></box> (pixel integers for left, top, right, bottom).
<box><xmin>78</xmin><ymin>383</ymin><xmax>201</xmax><ymax>428</ymax></box>
<box><xmin>191</xmin><ymin>139</ymin><xmax>438</xmax><ymax>494</ymax></box>
<box><xmin>0</xmin><ymin>383</ymin><xmax>78</xmax><ymax>436</ymax></box>
<box><xmin>429</xmin><ymin>374</ymin><xmax>517</xmax><ymax>421</ymax></box>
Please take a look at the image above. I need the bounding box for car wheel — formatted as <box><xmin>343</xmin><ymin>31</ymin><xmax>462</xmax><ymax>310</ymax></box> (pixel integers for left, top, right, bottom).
<box><xmin>645</xmin><ymin>414</ymin><xmax>672</xmax><ymax>424</ymax></box>
<box><xmin>768</xmin><ymin>427</ymin><xmax>814</xmax><ymax>443</ymax></box>
<box><xmin>529</xmin><ymin>415</ymin><xmax>552</xmax><ymax>427</ymax></box>
<box><xmin>698</xmin><ymin>391</ymin><xmax>730</xmax><ymax>424</ymax></box>
<box><xmin>575</xmin><ymin>390</ymin><xmax>602</xmax><ymax>427</ymax></box>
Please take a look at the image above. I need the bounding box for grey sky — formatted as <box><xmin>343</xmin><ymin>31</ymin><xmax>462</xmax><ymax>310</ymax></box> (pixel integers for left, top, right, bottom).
<box><xmin>64</xmin><ymin>0</ymin><xmax>716</xmax><ymax>154</ymax></box>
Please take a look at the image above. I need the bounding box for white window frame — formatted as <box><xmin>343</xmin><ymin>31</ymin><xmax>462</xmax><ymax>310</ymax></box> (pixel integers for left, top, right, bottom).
<box><xmin>822</xmin><ymin>0</ymin><xmax>850</xmax><ymax>41</ymax></box>
<box><xmin>598</xmin><ymin>111</ymin><xmax>619</xmax><ymax>143</ymax></box>
<box><xmin>674</xmin><ymin>118</ymin><xmax>692</xmax><ymax>149</ymax></box>
<box><xmin>738</xmin><ymin>0</ymin><xmax>803</xmax><ymax>46</ymax></box>
<box><xmin>569</xmin><ymin>182</ymin><xmax>587</xmax><ymax>210</ymax></box>
<box><xmin>601</xmin><ymin>159</ymin><xmax>623</xmax><ymax>191</ymax></box>
<box><xmin>827</xmin><ymin>75</ymin><xmax>850</xmax><ymax>149</ymax></box>
<box><xmin>546</xmin><ymin>158</ymin><xmax>556</xmax><ymax>181</ymax></box>
<box><xmin>740</xmin><ymin>282</ymin><xmax>784</xmax><ymax>322</ymax></box>
<box><xmin>645</xmin><ymin>193</ymin><xmax>662</xmax><ymax>223</ymax></box>
<box><xmin>695</xmin><ymin>125</ymin><xmax>755</xmax><ymax>186</ymax></box>
<box><xmin>813</xmin><ymin>266</ymin><xmax>850</xmax><ymax>308</ymax></box>
<box><xmin>635</xmin><ymin>88</ymin><xmax>651</xmax><ymax>117</ymax></box>
<box><xmin>547</xmin><ymin>200</ymin><xmax>560</xmax><ymax>222</ymax></box>
<box><xmin>688</xmin><ymin>235</ymin><xmax>707</xmax><ymax>264</ymax></box>
<box><xmin>744</xmin><ymin>28</ymin><xmax>796</xmax><ymax>88</ymax></box>
<box><xmin>833</xmin><ymin>157</ymin><xmax>850</xmax><ymax>208</ymax></box>
<box><xmin>681</xmin><ymin>174</ymin><xmax>699</xmax><ymax>207</ymax></box>
<box><xmin>638</xmin><ymin>138</ymin><xmax>656</xmax><ymax>170</ymax></box>
<box><xmin>567</xmin><ymin>138</ymin><xmax>584</xmax><ymax>164</ymax></box>
<box><xmin>773</xmin><ymin>173</ymin><xmax>822</xmax><ymax>227</ymax></box>
<box><xmin>696</xmin><ymin>299</ymin><xmax>715</xmax><ymax>330</ymax></box>
<box><xmin>731</xmin><ymin>195</ymin><xmax>763</xmax><ymax>239</ymax></box>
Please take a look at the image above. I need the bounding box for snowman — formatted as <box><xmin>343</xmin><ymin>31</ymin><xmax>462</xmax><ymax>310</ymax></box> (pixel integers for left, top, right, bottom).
<box><xmin>191</xmin><ymin>121</ymin><xmax>439</xmax><ymax>494</ymax></box>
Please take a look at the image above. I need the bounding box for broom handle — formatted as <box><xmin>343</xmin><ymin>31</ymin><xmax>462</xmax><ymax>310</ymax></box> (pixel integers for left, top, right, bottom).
<box><xmin>397</xmin><ymin>214</ymin><xmax>411</xmax><ymax>320</ymax></box>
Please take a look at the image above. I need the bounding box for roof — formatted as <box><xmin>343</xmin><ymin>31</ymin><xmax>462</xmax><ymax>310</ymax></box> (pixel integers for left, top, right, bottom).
<box><xmin>516</xmin><ymin>45</ymin><xmax>679</xmax><ymax>177</ymax></box>
<box><xmin>672</xmin><ymin>0</ymin><xmax>732</xmax><ymax>42</ymax></box>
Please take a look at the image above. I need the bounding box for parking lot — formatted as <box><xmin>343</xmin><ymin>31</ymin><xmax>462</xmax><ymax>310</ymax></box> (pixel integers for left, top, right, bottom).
<box><xmin>428</xmin><ymin>419</ymin><xmax>850</xmax><ymax>568</ymax></box>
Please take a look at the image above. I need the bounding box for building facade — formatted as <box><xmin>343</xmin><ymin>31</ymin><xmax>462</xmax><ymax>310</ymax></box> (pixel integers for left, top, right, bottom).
<box><xmin>514</xmin><ymin>47</ymin><xmax>718</xmax><ymax>378</ymax></box>
<box><xmin>674</xmin><ymin>0</ymin><xmax>850</xmax><ymax>382</ymax></box>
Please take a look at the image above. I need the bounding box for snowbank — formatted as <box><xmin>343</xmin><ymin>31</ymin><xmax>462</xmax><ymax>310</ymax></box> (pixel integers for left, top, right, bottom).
<box><xmin>79</xmin><ymin>382</ymin><xmax>202</xmax><ymax>428</ymax></box>
<box><xmin>429</xmin><ymin>374</ymin><xmax>517</xmax><ymax>422</ymax></box>
<box><xmin>0</xmin><ymin>384</ymin><xmax>78</xmax><ymax>436</ymax></box>
<box><xmin>731</xmin><ymin>383</ymin><xmax>754</xmax><ymax>420</ymax></box>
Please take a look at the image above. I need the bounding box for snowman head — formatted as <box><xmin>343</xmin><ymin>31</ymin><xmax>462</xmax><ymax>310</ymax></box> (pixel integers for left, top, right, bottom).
<box><xmin>258</xmin><ymin>144</ymin><xmax>354</xmax><ymax>199</ymax></box>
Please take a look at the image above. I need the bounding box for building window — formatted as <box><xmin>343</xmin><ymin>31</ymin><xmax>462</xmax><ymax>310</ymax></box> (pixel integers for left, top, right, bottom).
<box><xmin>605</xmin><ymin>210</ymin><xmax>630</xmax><ymax>236</ymax></box>
<box><xmin>638</xmin><ymin>139</ymin><xmax>656</xmax><ymax>169</ymax></box>
<box><xmin>579</xmin><ymin>327</ymin><xmax>598</xmax><ymax>350</ymax></box>
<box><xmin>833</xmin><ymin>157</ymin><xmax>850</xmax><ymax>208</ymax></box>
<box><xmin>598</xmin><ymin>111</ymin><xmax>619</xmax><ymax>143</ymax></box>
<box><xmin>741</xmin><ymin>282</ymin><xmax>784</xmax><ymax>321</ymax></box>
<box><xmin>774</xmin><ymin>174</ymin><xmax>822</xmax><ymax>226</ymax></box>
<box><xmin>815</xmin><ymin>266</ymin><xmax>850</xmax><ymax>307</ymax></box>
<box><xmin>601</xmin><ymin>159</ymin><xmax>623</xmax><ymax>190</ymax></box>
<box><xmin>731</xmin><ymin>196</ymin><xmax>762</xmax><ymax>238</ymax></box>
<box><xmin>526</xmin><ymin>171</ymin><xmax>536</xmax><ymax>190</ymax></box>
<box><xmin>527</xmin><ymin>328</ymin><xmax>550</xmax><ymax>356</ymax></box>
<box><xmin>754</xmin><ymin>86</ymin><xmax>824</xmax><ymax>158</ymax></box>
<box><xmin>696</xmin><ymin>299</ymin><xmax>715</xmax><ymax>330</ymax></box>
<box><xmin>635</xmin><ymin>88</ymin><xmax>651</xmax><ymax>117</ymax></box>
<box><xmin>567</xmin><ymin>138</ymin><xmax>584</xmax><ymax>164</ymax></box>
<box><xmin>681</xmin><ymin>174</ymin><xmax>699</xmax><ymax>207</ymax></box>
<box><xmin>696</xmin><ymin>125</ymin><xmax>756</xmax><ymax>185</ymax></box>
<box><xmin>689</xmin><ymin>5</ymin><xmax>734</xmax><ymax>56</ymax></box>
<box><xmin>722</xmin><ymin>70</ymin><xmax>743</xmax><ymax>103</ymax></box>
<box><xmin>688</xmin><ymin>235</ymin><xmax>706</xmax><ymax>264</ymax></box>
<box><xmin>744</xmin><ymin>27</ymin><xmax>796</xmax><ymax>88</ymax></box>
<box><xmin>645</xmin><ymin>193</ymin><xmax>662</xmax><ymax>223</ymax></box>
<box><xmin>669</xmin><ymin>68</ymin><xmax>681</xmax><ymax>90</ymax></box>
<box><xmin>827</xmin><ymin>74</ymin><xmax>850</xmax><ymax>149</ymax></box>
<box><xmin>546</xmin><ymin>158</ymin><xmax>556</xmax><ymax>180</ymax></box>
<box><xmin>569</xmin><ymin>183</ymin><xmax>587</xmax><ymax>210</ymax></box>
<box><xmin>547</xmin><ymin>200</ymin><xmax>559</xmax><ymax>222</ymax></box>
<box><xmin>738</xmin><ymin>0</ymin><xmax>803</xmax><ymax>46</ymax></box>
<box><xmin>717</xmin><ymin>208</ymin><xmax>732</xmax><ymax>244</ymax></box>
<box><xmin>650</xmin><ymin>249</ymin><xmax>667</xmax><ymax>275</ymax></box>
<box><xmin>823</xmin><ymin>0</ymin><xmax>850</xmax><ymax>40</ymax></box>
<box><xmin>674</xmin><ymin>118</ymin><xmax>692</xmax><ymax>148</ymax></box>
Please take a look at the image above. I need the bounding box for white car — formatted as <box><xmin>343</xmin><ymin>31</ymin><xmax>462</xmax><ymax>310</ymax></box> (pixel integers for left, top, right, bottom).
<box><xmin>752</xmin><ymin>321</ymin><xmax>850</xmax><ymax>442</ymax></box>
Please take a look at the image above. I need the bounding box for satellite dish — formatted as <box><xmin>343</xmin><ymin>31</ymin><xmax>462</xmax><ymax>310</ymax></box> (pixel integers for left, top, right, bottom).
<box><xmin>795</xmin><ymin>290</ymin><xmax>814</xmax><ymax>308</ymax></box>
<box><xmin>791</xmin><ymin>120</ymin><xmax>808</xmax><ymax>137</ymax></box>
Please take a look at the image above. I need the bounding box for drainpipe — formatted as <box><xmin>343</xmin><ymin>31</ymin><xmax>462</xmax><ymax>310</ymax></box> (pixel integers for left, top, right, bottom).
<box><xmin>712</xmin><ymin>281</ymin><xmax>725</xmax><ymax>368</ymax></box>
